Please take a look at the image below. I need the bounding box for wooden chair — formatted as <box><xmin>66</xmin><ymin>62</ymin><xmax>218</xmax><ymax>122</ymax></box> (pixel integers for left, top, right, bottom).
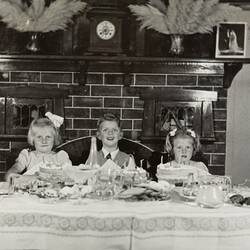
<box><xmin>56</xmin><ymin>136</ymin><xmax>154</xmax><ymax>168</ymax></box>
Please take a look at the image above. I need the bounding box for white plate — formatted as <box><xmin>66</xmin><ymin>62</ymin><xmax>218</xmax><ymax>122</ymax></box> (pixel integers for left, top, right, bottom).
<box><xmin>174</xmin><ymin>187</ymin><xmax>197</xmax><ymax>201</ymax></box>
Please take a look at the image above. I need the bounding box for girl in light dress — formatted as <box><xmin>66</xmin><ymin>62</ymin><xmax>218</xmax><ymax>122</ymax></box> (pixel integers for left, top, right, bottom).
<box><xmin>5</xmin><ymin>113</ymin><xmax>71</xmax><ymax>182</ymax></box>
<box><xmin>157</xmin><ymin>128</ymin><xmax>209</xmax><ymax>181</ymax></box>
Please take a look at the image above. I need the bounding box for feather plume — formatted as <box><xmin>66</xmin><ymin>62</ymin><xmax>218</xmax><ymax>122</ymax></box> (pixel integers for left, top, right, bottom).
<box><xmin>128</xmin><ymin>0</ymin><xmax>243</xmax><ymax>34</ymax></box>
<box><xmin>129</xmin><ymin>4</ymin><xmax>169</xmax><ymax>34</ymax></box>
<box><xmin>149</xmin><ymin>0</ymin><xmax>167</xmax><ymax>14</ymax></box>
<box><xmin>0</xmin><ymin>0</ymin><xmax>87</xmax><ymax>32</ymax></box>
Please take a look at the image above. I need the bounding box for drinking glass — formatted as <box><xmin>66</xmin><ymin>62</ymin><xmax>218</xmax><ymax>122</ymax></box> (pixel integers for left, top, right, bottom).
<box><xmin>113</xmin><ymin>171</ymin><xmax>124</xmax><ymax>194</ymax></box>
<box><xmin>94</xmin><ymin>170</ymin><xmax>115</xmax><ymax>200</ymax></box>
<box><xmin>196</xmin><ymin>175</ymin><xmax>232</xmax><ymax>208</ymax></box>
<box><xmin>199</xmin><ymin>175</ymin><xmax>232</xmax><ymax>195</ymax></box>
<box><xmin>196</xmin><ymin>185</ymin><xmax>224</xmax><ymax>208</ymax></box>
<box><xmin>8</xmin><ymin>175</ymin><xmax>19</xmax><ymax>195</ymax></box>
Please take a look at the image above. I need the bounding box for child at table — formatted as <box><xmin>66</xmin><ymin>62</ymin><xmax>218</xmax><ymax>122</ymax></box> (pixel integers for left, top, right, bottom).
<box><xmin>96</xmin><ymin>113</ymin><xmax>135</xmax><ymax>168</ymax></box>
<box><xmin>156</xmin><ymin>128</ymin><xmax>209</xmax><ymax>181</ymax></box>
<box><xmin>5</xmin><ymin>113</ymin><xmax>71</xmax><ymax>182</ymax></box>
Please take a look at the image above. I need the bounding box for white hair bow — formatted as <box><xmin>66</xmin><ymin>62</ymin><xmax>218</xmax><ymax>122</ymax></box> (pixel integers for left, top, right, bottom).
<box><xmin>169</xmin><ymin>128</ymin><xmax>177</xmax><ymax>136</ymax></box>
<box><xmin>45</xmin><ymin>112</ymin><xmax>64</xmax><ymax>128</ymax></box>
<box><xmin>186</xmin><ymin>129</ymin><xmax>196</xmax><ymax>138</ymax></box>
<box><xmin>169</xmin><ymin>128</ymin><xmax>196</xmax><ymax>138</ymax></box>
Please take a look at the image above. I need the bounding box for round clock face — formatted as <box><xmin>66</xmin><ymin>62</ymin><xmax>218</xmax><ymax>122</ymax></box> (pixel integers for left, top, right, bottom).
<box><xmin>96</xmin><ymin>20</ymin><xmax>116</xmax><ymax>40</ymax></box>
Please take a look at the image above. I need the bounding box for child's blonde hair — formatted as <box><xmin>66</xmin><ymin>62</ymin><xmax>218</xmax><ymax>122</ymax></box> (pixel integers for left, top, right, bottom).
<box><xmin>27</xmin><ymin>118</ymin><xmax>61</xmax><ymax>147</ymax></box>
<box><xmin>97</xmin><ymin>113</ymin><xmax>121</xmax><ymax>131</ymax></box>
<box><xmin>165</xmin><ymin>128</ymin><xmax>201</xmax><ymax>156</ymax></box>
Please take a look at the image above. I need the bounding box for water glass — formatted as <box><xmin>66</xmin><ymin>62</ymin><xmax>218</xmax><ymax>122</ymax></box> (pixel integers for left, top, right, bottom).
<box><xmin>196</xmin><ymin>175</ymin><xmax>232</xmax><ymax>208</ymax></box>
<box><xmin>8</xmin><ymin>175</ymin><xmax>19</xmax><ymax>195</ymax></box>
<box><xmin>94</xmin><ymin>171</ymin><xmax>115</xmax><ymax>200</ymax></box>
<box><xmin>198</xmin><ymin>175</ymin><xmax>232</xmax><ymax>195</ymax></box>
<box><xmin>196</xmin><ymin>185</ymin><xmax>224</xmax><ymax>208</ymax></box>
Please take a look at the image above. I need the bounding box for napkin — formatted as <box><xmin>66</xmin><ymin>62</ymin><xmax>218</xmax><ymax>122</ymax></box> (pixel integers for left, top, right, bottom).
<box><xmin>126</xmin><ymin>155</ymin><xmax>136</xmax><ymax>170</ymax></box>
<box><xmin>98</xmin><ymin>159</ymin><xmax>121</xmax><ymax>174</ymax></box>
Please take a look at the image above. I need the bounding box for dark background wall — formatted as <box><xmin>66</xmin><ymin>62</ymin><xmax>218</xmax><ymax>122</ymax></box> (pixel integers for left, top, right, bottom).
<box><xmin>0</xmin><ymin>69</ymin><xmax>226</xmax><ymax>180</ymax></box>
<box><xmin>0</xmin><ymin>0</ymin><xmax>233</xmax><ymax>180</ymax></box>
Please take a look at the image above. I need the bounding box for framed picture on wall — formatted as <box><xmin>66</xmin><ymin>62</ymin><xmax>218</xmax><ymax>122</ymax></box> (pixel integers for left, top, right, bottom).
<box><xmin>215</xmin><ymin>22</ymin><xmax>247</xmax><ymax>58</ymax></box>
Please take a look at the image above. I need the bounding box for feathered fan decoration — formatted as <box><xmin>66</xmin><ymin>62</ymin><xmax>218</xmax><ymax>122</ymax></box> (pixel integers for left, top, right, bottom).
<box><xmin>129</xmin><ymin>0</ymin><xmax>242</xmax><ymax>34</ymax></box>
<box><xmin>0</xmin><ymin>0</ymin><xmax>87</xmax><ymax>32</ymax></box>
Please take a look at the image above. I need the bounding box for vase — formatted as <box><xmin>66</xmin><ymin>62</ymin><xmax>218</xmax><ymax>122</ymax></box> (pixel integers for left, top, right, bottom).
<box><xmin>169</xmin><ymin>34</ymin><xmax>184</xmax><ymax>56</ymax></box>
<box><xmin>26</xmin><ymin>32</ymin><xmax>41</xmax><ymax>53</ymax></box>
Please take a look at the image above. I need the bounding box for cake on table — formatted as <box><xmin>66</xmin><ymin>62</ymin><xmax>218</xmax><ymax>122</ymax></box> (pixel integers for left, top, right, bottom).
<box><xmin>38</xmin><ymin>162</ymin><xmax>66</xmax><ymax>183</ymax></box>
<box><xmin>39</xmin><ymin>162</ymin><xmax>63</xmax><ymax>175</ymax></box>
<box><xmin>156</xmin><ymin>163</ymin><xmax>204</xmax><ymax>185</ymax></box>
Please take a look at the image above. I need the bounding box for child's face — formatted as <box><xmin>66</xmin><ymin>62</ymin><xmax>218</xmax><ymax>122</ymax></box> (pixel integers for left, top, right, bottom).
<box><xmin>172</xmin><ymin>137</ymin><xmax>194</xmax><ymax>164</ymax></box>
<box><xmin>97</xmin><ymin>120</ymin><xmax>122</xmax><ymax>150</ymax></box>
<box><xmin>33</xmin><ymin>127</ymin><xmax>54</xmax><ymax>154</ymax></box>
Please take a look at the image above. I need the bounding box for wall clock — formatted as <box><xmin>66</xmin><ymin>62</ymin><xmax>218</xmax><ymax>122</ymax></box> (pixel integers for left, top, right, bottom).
<box><xmin>96</xmin><ymin>20</ymin><xmax>116</xmax><ymax>40</ymax></box>
<box><xmin>86</xmin><ymin>7</ymin><xmax>127</xmax><ymax>55</ymax></box>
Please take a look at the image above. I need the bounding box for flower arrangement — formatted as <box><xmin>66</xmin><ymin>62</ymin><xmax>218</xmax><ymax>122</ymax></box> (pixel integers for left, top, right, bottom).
<box><xmin>0</xmin><ymin>0</ymin><xmax>87</xmax><ymax>33</ymax></box>
<box><xmin>128</xmin><ymin>0</ymin><xmax>242</xmax><ymax>35</ymax></box>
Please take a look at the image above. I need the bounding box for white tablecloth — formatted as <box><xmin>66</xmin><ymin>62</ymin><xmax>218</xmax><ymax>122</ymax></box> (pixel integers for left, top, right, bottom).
<box><xmin>0</xmin><ymin>194</ymin><xmax>250</xmax><ymax>250</ymax></box>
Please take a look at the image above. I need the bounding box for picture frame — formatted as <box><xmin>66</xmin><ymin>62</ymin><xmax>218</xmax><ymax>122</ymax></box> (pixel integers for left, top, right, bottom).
<box><xmin>215</xmin><ymin>22</ymin><xmax>247</xmax><ymax>58</ymax></box>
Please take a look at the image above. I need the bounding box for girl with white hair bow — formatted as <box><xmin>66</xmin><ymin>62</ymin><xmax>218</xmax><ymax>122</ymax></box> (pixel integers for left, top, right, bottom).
<box><xmin>156</xmin><ymin>128</ymin><xmax>209</xmax><ymax>185</ymax></box>
<box><xmin>5</xmin><ymin>112</ymin><xmax>71</xmax><ymax>182</ymax></box>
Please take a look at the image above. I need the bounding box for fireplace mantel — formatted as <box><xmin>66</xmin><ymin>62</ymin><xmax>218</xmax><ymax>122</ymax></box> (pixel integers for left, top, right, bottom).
<box><xmin>0</xmin><ymin>55</ymin><xmax>249</xmax><ymax>88</ymax></box>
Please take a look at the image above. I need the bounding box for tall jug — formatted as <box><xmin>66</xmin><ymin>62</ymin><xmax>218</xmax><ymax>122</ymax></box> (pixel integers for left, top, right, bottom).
<box><xmin>85</xmin><ymin>136</ymin><xmax>99</xmax><ymax>169</ymax></box>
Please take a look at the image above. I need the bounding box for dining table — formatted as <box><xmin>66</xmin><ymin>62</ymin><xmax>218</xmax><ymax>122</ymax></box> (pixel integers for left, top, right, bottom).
<box><xmin>0</xmin><ymin>192</ymin><xmax>250</xmax><ymax>250</ymax></box>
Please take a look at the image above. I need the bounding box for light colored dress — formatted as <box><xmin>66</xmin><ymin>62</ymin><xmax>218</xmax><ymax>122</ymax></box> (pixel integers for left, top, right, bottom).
<box><xmin>15</xmin><ymin>149</ymin><xmax>72</xmax><ymax>175</ymax></box>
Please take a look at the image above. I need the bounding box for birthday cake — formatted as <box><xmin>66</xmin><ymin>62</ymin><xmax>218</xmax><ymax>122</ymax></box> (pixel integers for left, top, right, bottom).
<box><xmin>39</xmin><ymin>162</ymin><xmax>63</xmax><ymax>175</ymax></box>
<box><xmin>38</xmin><ymin>162</ymin><xmax>66</xmax><ymax>183</ymax></box>
<box><xmin>156</xmin><ymin>163</ymin><xmax>199</xmax><ymax>184</ymax></box>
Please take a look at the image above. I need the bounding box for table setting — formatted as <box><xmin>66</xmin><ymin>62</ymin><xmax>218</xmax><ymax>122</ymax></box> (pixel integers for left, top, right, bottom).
<box><xmin>1</xmin><ymin>161</ymin><xmax>250</xmax><ymax>250</ymax></box>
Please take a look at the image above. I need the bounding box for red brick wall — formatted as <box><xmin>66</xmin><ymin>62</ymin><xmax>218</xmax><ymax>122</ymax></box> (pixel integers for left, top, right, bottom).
<box><xmin>0</xmin><ymin>70</ymin><xmax>226</xmax><ymax>179</ymax></box>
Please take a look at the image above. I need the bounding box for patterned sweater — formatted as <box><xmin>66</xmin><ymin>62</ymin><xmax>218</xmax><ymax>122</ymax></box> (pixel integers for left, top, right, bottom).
<box><xmin>97</xmin><ymin>150</ymin><xmax>130</xmax><ymax>168</ymax></box>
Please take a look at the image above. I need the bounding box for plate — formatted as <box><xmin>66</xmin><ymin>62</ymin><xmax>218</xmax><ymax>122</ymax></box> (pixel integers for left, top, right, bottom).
<box><xmin>117</xmin><ymin>187</ymin><xmax>171</xmax><ymax>201</ymax></box>
<box><xmin>117</xmin><ymin>187</ymin><xmax>146</xmax><ymax>198</ymax></box>
<box><xmin>197</xmin><ymin>201</ymin><xmax>223</xmax><ymax>209</ymax></box>
<box><xmin>173</xmin><ymin>187</ymin><xmax>197</xmax><ymax>201</ymax></box>
<box><xmin>135</xmin><ymin>181</ymin><xmax>174</xmax><ymax>192</ymax></box>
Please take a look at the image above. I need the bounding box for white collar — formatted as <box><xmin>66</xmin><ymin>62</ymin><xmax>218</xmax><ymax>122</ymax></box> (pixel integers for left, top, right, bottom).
<box><xmin>102</xmin><ymin>148</ymin><xmax>119</xmax><ymax>160</ymax></box>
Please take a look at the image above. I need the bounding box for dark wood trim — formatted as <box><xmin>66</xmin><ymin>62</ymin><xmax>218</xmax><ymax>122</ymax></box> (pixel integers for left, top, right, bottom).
<box><xmin>139</xmin><ymin>88</ymin><xmax>218</xmax><ymax>101</ymax></box>
<box><xmin>224</xmin><ymin>63</ymin><xmax>243</xmax><ymax>88</ymax></box>
<box><xmin>0</xmin><ymin>55</ymin><xmax>249</xmax><ymax>87</ymax></box>
<box><xmin>0</xmin><ymin>86</ymin><xmax>69</xmax><ymax>98</ymax></box>
<box><xmin>1</xmin><ymin>54</ymin><xmax>250</xmax><ymax>63</ymax></box>
<box><xmin>220</xmin><ymin>0</ymin><xmax>250</xmax><ymax>9</ymax></box>
<box><xmin>0</xmin><ymin>135</ymin><xmax>27</xmax><ymax>141</ymax></box>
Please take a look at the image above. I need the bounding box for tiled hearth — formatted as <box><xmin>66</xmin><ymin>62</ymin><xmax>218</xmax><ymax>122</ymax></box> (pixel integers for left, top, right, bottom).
<box><xmin>0</xmin><ymin>65</ymin><xmax>227</xmax><ymax>180</ymax></box>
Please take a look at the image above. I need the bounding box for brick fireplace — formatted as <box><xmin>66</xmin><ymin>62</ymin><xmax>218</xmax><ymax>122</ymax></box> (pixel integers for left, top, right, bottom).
<box><xmin>0</xmin><ymin>59</ymin><xmax>228</xmax><ymax>180</ymax></box>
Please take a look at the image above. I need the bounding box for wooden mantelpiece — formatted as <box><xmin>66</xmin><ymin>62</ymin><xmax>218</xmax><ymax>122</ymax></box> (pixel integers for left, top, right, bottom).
<box><xmin>0</xmin><ymin>55</ymin><xmax>249</xmax><ymax>88</ymax></box>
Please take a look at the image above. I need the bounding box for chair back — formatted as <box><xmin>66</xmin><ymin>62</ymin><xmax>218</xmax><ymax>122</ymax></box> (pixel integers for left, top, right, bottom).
<box><xmin>56</xmin><ymin>136</ymin><xmax>154</xmax><ymax>166</ymax></box>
